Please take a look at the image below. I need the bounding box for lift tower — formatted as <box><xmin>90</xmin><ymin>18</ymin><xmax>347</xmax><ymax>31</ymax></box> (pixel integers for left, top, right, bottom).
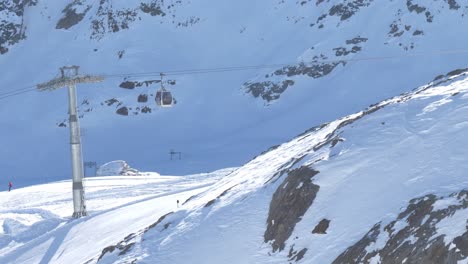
<box><xmin>37</xmin><ymin>66</ymin><xmax>104</xmax><ymax>218</ymax></box>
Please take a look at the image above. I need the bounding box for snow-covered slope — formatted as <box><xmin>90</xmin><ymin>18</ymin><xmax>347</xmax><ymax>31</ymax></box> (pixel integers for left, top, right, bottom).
<box><xmin>1</xmin><ymin>0</ymin><xmax>468</xmax><ymax>185</ymax></box>
<box><xmin>109</xmin><ymin>69</ymin><xmax>467</xmax><ymax>264</ymax></box>
<box><xmin>0</xmin><ymin>168</ymin><xmax>235</xmax><ymax>263</ymax></box>
<box><xmin>1</xmin><ymin>70</ymin><xmax>467</xmax><ymax>263</ymax></box>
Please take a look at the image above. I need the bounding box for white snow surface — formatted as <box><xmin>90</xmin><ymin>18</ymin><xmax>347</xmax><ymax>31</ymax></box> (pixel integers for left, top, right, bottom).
<box><xmin>0</xmin><ymin>168</ymin><xmax>235</xmax><ymax>264</ymax></box>
<box><xmin>1</xmin><ymin>72</ymin><xmax>466</xmax><ymax>263</ymax></box>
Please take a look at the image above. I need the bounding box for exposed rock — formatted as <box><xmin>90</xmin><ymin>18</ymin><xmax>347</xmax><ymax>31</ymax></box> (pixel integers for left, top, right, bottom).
<box><xmin>140</xmin><ymin>1</ymin><xmax>166</xmax><ymax>17</ymax></box>
<box><xmin>328</xmin><ymin>0</ymin><xmax>374</xmax><ymax>21</ymax></box>
<box><xmin>56</xmin><ymin>0</ymin><xmax>91</xmax><ymax>30</ymax></box>
<box><xmin>346</xmin><ymin>37</ymin><xmax>368</xmax><ymax>45</ymax></box>
<box><xmin>119</xmin><ymin>80</ymin><xmax>160</xmax><ymax>89</ymax></box>
<box><xmin>333</xmin><ymin>46</ymin><xmax>362</xmax><ymax>56</ymax></box>
<box><xmin>244</xmin><ymin>80</ymin><xmax>294</xmax><ymax>102</ymax></box>
<box><xmin>445</xmin><ymin>0</ymin><xmax>460</xmax><ymax>10</ymax></box>
<box><xmin>91</xmin><ymin>0</ymin><xmax>138</xmax><ymax>39</ymax></box>
<box><xmin>333</xmin><ymin>190</ymin><xmax>468</xmax><ymax>264</ymax></box>
<box><xmin>312</xmin><ymin>219</ymin><xmax>330</xmax><ymax>234</ymax></box>
<box><xmin>288</xmin><ymin>247</ymin><xmax>308</xmax><ymax>262</ymax></box>
<box><xmin>244</xmin><ymin>60</ymin><xmax>344</xmax><ymax>103</ymax></box>
<box><xmin>0</xmin><ymin>0</ymin><xmax>38</xmax><ymax>54</ymax></box>
<box><xmin>104</xmin><ymin>98</ymin><xmax>120</xmax><ymax>106</ymax></box>
<box><xmin>137</xmin><ymin>94</ymin><xmax>148</xmax><ymax>103</ymax></box>
<box><xmin>116</xmin><ymin>106</ymin><xmax>129</xmax><ymax>116</ymax></box>
<box><xmin>406</xmin><ymin>0</ymin><xmax>426</xmax><ymax>14</ymax></box>
<box><xmin>141</xmin><ymin>106</ymin><xmax>152</xmax><ymax>113</ymax></box>
<box><xmin>117</xmin><ymin>50</ymin><xmax>125</xmax><ymax>59</ymax></box>
<box><xmin>264</xmin><ymin>166</ymin><xmax>320</xmax><ymax>252</ymax></box>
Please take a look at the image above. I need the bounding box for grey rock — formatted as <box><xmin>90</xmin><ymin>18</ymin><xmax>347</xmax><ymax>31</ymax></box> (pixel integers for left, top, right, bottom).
<box><xmin>264</xmin><ymin>166</ymin><xmax>320</xmax><ymax>252</ymax></box>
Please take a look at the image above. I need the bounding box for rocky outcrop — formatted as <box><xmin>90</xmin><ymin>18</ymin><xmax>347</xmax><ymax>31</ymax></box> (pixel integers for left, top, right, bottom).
<box><xmin>0</xmin><ymin>0</ymin><xmax>38</xmax><ymax>54</ymax></box>
<box><xmin>328</xmin><ymin>0</ymin><xmax>374</xmax><ymax>21</ymax></box>
<box><xmin>116</xmin><ymin>106</ymin><xmax>129</xmax><ymax>116</ymax></box>
<box><xmin>312</xmin><ymin>219</ymin><xmax>331</xmax><ymax>234</ymax></box>
<box><xmin>333</xmin><ymin>190</ymin><xmax>468</xmax><ymax>264</ymax></box>
<box><xmin>87</xmin><ymin>0</ymin><xmax>198</xmax><ymax>39</ymax></box>
<box><xmin>119</xmin><ymin>80</ymin><xmax>160</xmax><ymax>89</ymax></box>
<box><xmin>56</xmin><ymin>0</ymin><xmax>91</xmax><ymax>29</ymax></box>
<box><xmin>90</xmin><ymin>0</ymin><xmax>138</xmax><ymax>39</ymax></box>
<box><xmin>264</xmin><ymin>166</ymin><xmax>320</xmax><ymax>252</ymax></box>
<box><xmin>243</xmin><ymin>36</ymin><xmax>372</xmax><ymax>103</ymax></box>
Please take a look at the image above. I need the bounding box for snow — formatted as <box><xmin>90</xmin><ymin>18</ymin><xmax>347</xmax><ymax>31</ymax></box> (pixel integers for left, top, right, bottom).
<box><xmin>432</xmin><ymin>196</ymin><xmax>464</xmax><ymax>211</ymax></box>
<box><xmin>0</xmin><ymin>168</ymin><xmax>235</xmax><ymax>263</ymax></box>
<box><xmin>116</xmin><ymin>72</ymin><xmax>468</xmax><ymax>264</ymax></box>
<box><xmin>433</xmin><ymin>208</ymin><xmax>468</xmax><ymax>246</ymax></box>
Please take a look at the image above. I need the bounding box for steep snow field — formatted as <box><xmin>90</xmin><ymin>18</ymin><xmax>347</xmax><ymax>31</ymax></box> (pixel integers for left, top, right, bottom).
<box><xmin>1</xmin><ymin>0</ymin><xmax>468</xmax><ymax>185</ymax></box>
<box><xmin>0</xmin><ymin>72</ymin><xmax>467</xmax><ymax>263</ymax></box>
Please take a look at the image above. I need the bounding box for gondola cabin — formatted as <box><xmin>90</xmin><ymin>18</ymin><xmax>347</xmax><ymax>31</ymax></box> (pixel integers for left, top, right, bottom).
<box><xmin>155</xmin><ymin>90</ymin><xmax>173</xmax><ymax>107</ymax></box>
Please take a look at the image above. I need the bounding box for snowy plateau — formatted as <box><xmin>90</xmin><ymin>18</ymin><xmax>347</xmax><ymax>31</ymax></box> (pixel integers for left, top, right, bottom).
<box><xmin>0</xmin><ymin>0</ymin><xmax>467</xmax><ymax>263</ymax></box>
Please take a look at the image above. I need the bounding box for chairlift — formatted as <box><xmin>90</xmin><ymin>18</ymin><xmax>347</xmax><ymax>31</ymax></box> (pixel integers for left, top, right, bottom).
<box><xmin>155</xmin><ymin>73</ymin><xmax>174</xmax><ymax>107</ymax></box>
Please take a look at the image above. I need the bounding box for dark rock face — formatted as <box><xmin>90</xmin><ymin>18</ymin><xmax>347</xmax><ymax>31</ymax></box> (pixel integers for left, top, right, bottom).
<box><xmin>445</xmin><ymin>0</ymin><xmax>460</xmax><ymax>10</ymax></box>
<box><xmin>119</xmin><ymin>80</ymin><xmax>160</xmax><ymax>89</ymax></box>
<box><xmin>244</xmin><ymin>80</ymin><xmax>295</xmax><ymax>102</ymax></box>
<box><xmin>328</xmin><ymin>0</ymin><xmax>374</xmax><ymax>21</ymax></box>
<box><xmin>243</xmin><ymin>34</ymin><xmax>370</xmax><ymax>103</ymax></box>
<box><xmin>333</xmin><ymin>190</ymin><xmax>468</xmax><ymax>264</ymax></box>
<box><xmin>56</xmin><ymin>0</ymin><xmax>91</xmax><ymax>29</ymax></box>
<box><xmin>0</xmin><ymin>0</ymin><xmax>37</xmax><ymax>54</ymax></box>
<box><xmin>104</xmin><ymin>98</ymin><xmax>120</xmax><ymax>106</ymax></box>
<box><xmin>288</xmin><ymin>247</ymin><xmax>308</xmax><ymax>262</ymax></box>
<box><xmin>264</xmin><ymin>166</ymin><xmax>320</xmax><ymax>252</ymax></box>
<box><xmin>243</xmin><ymin>60</ymin><xmax>344</xmax><ymax>102</ymax></box>
<box><xmin>406</xmin><ymin>1</ymin><xmax>433</xmax><ymax>22</ymax></box>
<box><xmin>137</xmin><ymin>94</ymin><xmax>148</xmax><ymax>102</ymax></box>
<box><xmin>346</xmin><ymin>37</ymin><xmax>368</xmax><ymax>45</ymax></box>
<box><xmin>140</xmin><ymin>1</ymin><xmax>166</xmax><ymax>16</ymax></box>
<box><xmin>312</xmin><ymin>219</ymin><xmax>330</xmax><ymax>234</ymax></box>
<box><xmin>91</xmin><ymin>0</ymin><xmax>138</xmax><ymax>39</ymax></box>
<box><xmin>116</xmin><ymin>106</ymin><xmax>129</xmax><ymax>116</ymax></box>
<box><xmin>88</xmin><ymin>0</ymin><xmax>198</xmax><ymax>39</ymax></box>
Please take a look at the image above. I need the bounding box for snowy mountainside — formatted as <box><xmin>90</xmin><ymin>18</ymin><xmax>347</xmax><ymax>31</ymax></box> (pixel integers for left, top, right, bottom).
<box><xmin>1</xmin><ymin>0</ymin><xmax>468</xmax><ymax>185</ymax></box>
<box><xmin>95</xmin><ymin>70</ymin><xmax>468</xmax><ymax>263</ymax></box>
<box><xmin>0</xmin><ymin>70</ymin><xmax>466</xmax><ymax>263</ymax></box>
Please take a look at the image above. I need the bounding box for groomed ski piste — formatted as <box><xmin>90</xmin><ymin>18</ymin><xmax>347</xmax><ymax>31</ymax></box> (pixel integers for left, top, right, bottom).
<box><xmin>1</xmin><ymin>71</ymin><xmax>467</xmax><ymax>263</ymax></box>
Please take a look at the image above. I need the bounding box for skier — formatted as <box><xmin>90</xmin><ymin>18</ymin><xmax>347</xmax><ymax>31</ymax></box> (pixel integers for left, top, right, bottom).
<box><xmin>8</xmin><ymin>181</ymin><xmax>12</xmax><ymax>192</ymax></box>
<box><xmin>177</xmin><ymin>199</ymin><xmax>180</xmax><ymax>208</ymax></box>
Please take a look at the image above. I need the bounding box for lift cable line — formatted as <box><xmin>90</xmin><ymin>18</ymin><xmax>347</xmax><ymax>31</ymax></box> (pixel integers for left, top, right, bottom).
<box><xmin>0</xmin><ymin>85</ymin><xmax>36</xmax><ymax>100</ymax></box>
<box><xmin>100</xmin><ymin>48</ymin><xmax>468</xmax><ymax>79</ymax></box>
<box><xmin>37</xmin><ymin>66</ymin><xmax>104</xmax><ymax>218</ymax></box>
<box><xmin>1</xmin><ymin>48</ymin><xmax>468</xmax><ymax>102</ymax></box>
